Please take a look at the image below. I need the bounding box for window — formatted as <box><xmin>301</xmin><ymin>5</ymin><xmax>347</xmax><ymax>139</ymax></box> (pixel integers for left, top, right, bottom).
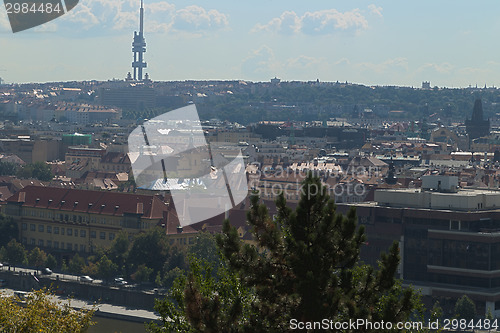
<box><xmin>74</xmin><ymin>244</ymin><xmax>78</xmax><ymax>251</ymax></box>
<box><xmin>59</xmin><ymin>214</ymin><xmax>63</xmax><ymax>221</ymax></box>
<box><xmin>38</xmin><ymin>225</ymin><xmax>44</xmax><ymax>232</ymax></box>
<box><xmin>80</xmin><ymin>230</ymin><xmax>86</xmax><ymax>237</ymax></box>
<box><xmin>30</xmin><ymin>238</ymin><xmax>35</xmax><ymax>245</ymax></box>
<box><xmin>38</xmin><ymin>239</ymin><xmax>43</xmax><ymax>247</ymax></box>
<box><xmin>64</xmin><ymin>215</ymin><xmax>68</xmax><ymax>222</ymax></box>
<box><xmin>47</xmin><ymin>226</ymin><xmax>52</xmax><ymax>233</ymax></box>
<box><xmin>100</xmin><ymin>232</ymin><xmax>106</xmax><ymax>240</ymax></box>
<box><xmin>67</xmin><ymin>228</ymin><xmax>72</xmax><ymax>236</ymax></box>
<box><xmin>54</xmin><ymin>241</ymin><xmax>59</xmax><ymax>249</ymax></box>
<box><xmin>30</xmin><ymin>224</ymin><xmax>36</xmax><ymax>231</ymax></box>
<box><xmin>73</xmin><ymin>215</ymin><xmax>77</xmax><ymax>222</ymax></box>
<box><xmin>80</xmin><ymin>245</ymin><xmax>86</xmax><ymax>252</ymax></box>
<box><xmin>109</xmin><ymin>233</ymin><xmax>115</xmax><ymax>241</ymax></box>
<box><xmin>39</xmin><ymin>211</ymin><xmax>44</xmax><ymax>218</ymax></box>
<box><xmin>75</xmin><ymin>229</ymin><xmax>78</xmax><ymax>237</ymax></box>
<box><xmin>22</xmin><ymin>223</ymin><xmax>27</xmax><ymax>231</ymax></box>
<box><xmin>46</xmin><ymin>240</ymin><xmax>52</xmax><ymax>248</ymax></box>
<box><xmin>22</xmin><ymin>237</ymin><xmax>27</xmax><ymax>244</ymax></box>
<box><xmin>31</xmin><ymin>210</ymin><xmax>36</xmax><ymax>217</ymax></box>
<box><xmin>78</xmin><ymin>216</ymin><xmax>82</xmax><ymax>223</ymax></box>
<box><xmin>67</xmin><ymin>243</ymin><xmax>72</xmax><ymax>250</ymax></box>
<box><xmin>54</xmin><ymin>227</ymin><xmax>59</xmax><ymax>234</ymax></box>
<box><xmin>61</xmin><ymin>228</ymin><xmax>65</xmax><ymax>235</ymax></box>
<box><xmin>90</xmin><ymin>231</ymin><xmax>96</xmax><ymax>239</ymax></box>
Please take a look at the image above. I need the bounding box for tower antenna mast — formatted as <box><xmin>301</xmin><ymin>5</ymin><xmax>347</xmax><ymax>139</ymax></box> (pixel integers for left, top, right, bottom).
<box><xmin>132</xmin><ymin>0</ymin><xmax>147</xmax><ymax>81</ymax></box>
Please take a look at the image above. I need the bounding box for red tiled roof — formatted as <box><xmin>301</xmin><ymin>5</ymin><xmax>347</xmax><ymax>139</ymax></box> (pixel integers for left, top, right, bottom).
<box><xmin>6</xmin><ymin>185</ymin><xmax>169</xmax><ymax>219</ymax></box>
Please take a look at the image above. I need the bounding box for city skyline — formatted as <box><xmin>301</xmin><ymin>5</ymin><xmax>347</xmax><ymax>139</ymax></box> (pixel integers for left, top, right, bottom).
<box><xmin>1</xmin><ymin>1</ymin><xmax>500</xmax><ymax>87</ymax></box>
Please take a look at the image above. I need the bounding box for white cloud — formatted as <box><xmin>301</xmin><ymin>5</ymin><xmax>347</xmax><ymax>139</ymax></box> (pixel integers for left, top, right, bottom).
<box><xmin>0</xmin><ymin>9</ymin><xmax>11</xmax><ymax>32</ymax></box>
<box><xmin>253</xmin><ymin>11</ymin><xmax>300</xmax><ymax>35</ymax></box>
<box><xmin>41</xmin><ymin>1</ymin><xmax>228</xmax><ymax>35</ymax></box>
<box><xmin>170</xmin><ymin>5</ymin><xmax>228</xmax><ymax>32</ymax></box>
<box><xmin>417</xmin><ymin>62</ymin><xmax>453</xmax><ymax>74</ymax></box>
<box><xmin>285</xmin><ymin>55</ymin><xmax>326</xmax><ymax>69</ymax></box>
<box><xmin>146</xmin><ymin>2</ymin><xmax>175</xmax><ymax>14</ymax></box>
<box><xmin>335</xmin><ymin>58</ymin><xmax>351</xmax><ymax>66</ymax></box>
<box><xmin>241</xmin><ymin>45</ymin><xmax>279</xmax><ymax>79</ymax></box>
<box><xmin>368</xmin><ymin>4</ymin><xmax>383</xmax><ymax>18</ymax></box>
<box><xmin>63</xmin><ymin>4</ymin><xmax>100</xmax><ymax>29</ymax></box>
<box><xmin>254</xmin><ymin>8</ymin><xmax>369</xmax><ymax>35</ymax></box>
<box><xmin>355</xmin><ymin>58</ymin><xmax>409</xmax><ymax>73</ymax></box>
<box><xmin>33</xmin><ymin>21</ymin><xmax>58</xmax><ymax>33</ymax></box>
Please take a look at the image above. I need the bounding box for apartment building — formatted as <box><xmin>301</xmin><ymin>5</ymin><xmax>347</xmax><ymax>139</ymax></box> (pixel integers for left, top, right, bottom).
<box><xmin>5</xmin><ymin>186</ymin><xmax>169</xmax><ymax>256</ymax></box>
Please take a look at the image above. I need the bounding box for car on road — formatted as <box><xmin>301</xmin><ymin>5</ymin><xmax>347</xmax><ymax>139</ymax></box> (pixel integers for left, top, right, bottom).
<box><xmin>41</xmin><ymin>267</ymin><xmax>52</xmax><ymax>275</ymax></box>
<box><xmin>79</xmin><ymin>275</ymin><xmax>93</xmax><ymax>283</ymax></box>
<box><xmin>113</xmin><ymin>277</ymin><xmax>128</xmax><ymax>286</ymax></box>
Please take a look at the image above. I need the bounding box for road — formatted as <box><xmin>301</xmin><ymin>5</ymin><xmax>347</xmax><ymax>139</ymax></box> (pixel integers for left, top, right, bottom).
<box><xmin>0</xmin><ymin>264</ymin><xmax>103</xmax><ymax>284</ymax></box>
<box><xmin>0</xmin><ymin>287</ymin><xmax>159</xmax><ymax>322</ymax></box>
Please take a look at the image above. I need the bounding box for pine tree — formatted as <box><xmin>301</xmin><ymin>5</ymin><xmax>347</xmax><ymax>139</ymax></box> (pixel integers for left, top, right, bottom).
<box><xmin>216</xmin><ymin>173</ymin><xmax>421</xmax><ymax>331</ymax></box>
<box><xmin>152</xmin><ymin>173</ymin><xmax>422</xmax><ymax>332</ymax></box>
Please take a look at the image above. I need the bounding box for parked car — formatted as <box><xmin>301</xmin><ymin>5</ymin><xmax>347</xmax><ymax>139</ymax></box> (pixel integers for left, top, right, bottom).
<box><xmin>79</xmin><ymin>275</ymin><xmax>93</xmax><ymax>283</ymax></box>
<box><xmin>14</xmin><ymin>291</ymin><xmax>28</xmax><ymax>302</ymax></box>
<box><xmin>113</xmin><ymin>277</ymin><xmax>128</xmax><ymax>286</ymax></box>
<box><xmin>41</xmin><ymin>268</ymin><xmax>52</xmax><ymax>275</ymax></box>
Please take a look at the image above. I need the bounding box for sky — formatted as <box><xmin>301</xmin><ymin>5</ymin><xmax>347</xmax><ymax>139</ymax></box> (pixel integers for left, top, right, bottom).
<box><xmin>1</xmin><ymin>0</ymin><xmax>500</xmax><ymax>87</ymax></box>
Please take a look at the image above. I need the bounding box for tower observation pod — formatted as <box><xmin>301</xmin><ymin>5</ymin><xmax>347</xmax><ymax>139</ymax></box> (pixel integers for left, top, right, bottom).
<box><xmin>132</xmin><ymin>0</ymin><xmax>147</xmax><ymax>81</ymax></box>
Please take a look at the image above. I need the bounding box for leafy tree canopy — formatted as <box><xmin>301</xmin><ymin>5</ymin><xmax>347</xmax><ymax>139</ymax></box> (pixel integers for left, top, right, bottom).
<box><xmin>0</xmin><ymin>289</ymin><xmax>95</xmax><ymax>332</ymax></box>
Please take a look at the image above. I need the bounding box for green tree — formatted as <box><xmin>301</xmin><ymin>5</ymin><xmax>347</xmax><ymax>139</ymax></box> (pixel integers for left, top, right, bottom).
<box><xmin>3</xmin><ymin>239</ymin><xmax>27</xmax><ymax>270</ymax></box>
<box><xmin>188</xmin><ymin>232</ymin><xmax>220</xmax><ymax>268</ymax></box>
<box><xmin>149</xmin><ymin>256</ymin><xmax>251</xmax><ymax>333</ymax></box>
<box><xmin>28</xmin><ymin>247</ymin><xmax>47</xmax><ymax>269</ymax></box>
<box><xmin>0</xmin><ymin>214</ymin><xmax>18</xmax><ymax>247</ymax></box>
<box><xmin>68</xmin><ymin>253</ymin><xmax>85</xmax><ymax>275</ymax></box>
<box><xmin>81</xmin><ymin>262</ymin><xmax>98</xmax><ymax>277</ymax></box>
<box><xmin>156</xmin><ymin>267</ymin><xmax>184</xmax><ymax>289</ymax></box>
<box><xmin>159</xmin><ymin>173</ymin><xmax>422</xmax><ymax>332</ymax></box>
<box><xmin>45</xmin><ymin>254</ymin><xmax>57</xmax><ymax>270</ymax></box>
<box><xmin>131</xmin><ymin>264</ymin><xmax>154</xmax><ymax>284</ymax></box>
<box><xmin>108</xmin><ymin>231</ymin><xmax>130</xmax><ymax>273</ymax></box>
<box><xmin>0</xmin><ymin>288</ymin><xmax>95</xmax><ymax>332</ymax></box>
<box><xmin>17</xmin><ymin>162</ymin><xmax>53</xmax><ymax>181</ymax></box>
<box><xmin>486</xmin><ymin>307</ymin><xmax>493</xmax><ymax>321</ymax></box>
<box><xmin>96</xmin><ymin>255</ymin><xmax>118</xmax><ymax>282</ymax></box>
<box><xmin>0</xmin><ymin>161</ymin><xmax>18</xmax><ymax>176</ymax></box>
<box><xmin>127</xmin><ymin>227</ymin><xmax>169</xmax><ymax>276</ymax></box>
<box><xmin>455</xmin><ymin>295</ymin><xmax>476</xmax><ymax>321</ymax></box>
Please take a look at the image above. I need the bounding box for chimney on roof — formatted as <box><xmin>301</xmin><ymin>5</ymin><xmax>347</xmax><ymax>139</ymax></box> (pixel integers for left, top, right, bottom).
<box><xmin>177</xmin><ymin>226</ymin><xmax>183</xmax><ymax>234</ymax></box>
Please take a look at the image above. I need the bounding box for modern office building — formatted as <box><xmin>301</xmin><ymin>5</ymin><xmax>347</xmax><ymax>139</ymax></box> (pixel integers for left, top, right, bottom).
<box><xmin>338</xmin><ymin>175</ymin><xmax>500</xmax><ymax>315</ymax></box>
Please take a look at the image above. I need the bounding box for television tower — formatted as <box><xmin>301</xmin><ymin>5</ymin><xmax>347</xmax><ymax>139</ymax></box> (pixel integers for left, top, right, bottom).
<box><xmin>132</xmin><ymin>0</ymin><xmax>147</xmax><ymax>81</ymax></box>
